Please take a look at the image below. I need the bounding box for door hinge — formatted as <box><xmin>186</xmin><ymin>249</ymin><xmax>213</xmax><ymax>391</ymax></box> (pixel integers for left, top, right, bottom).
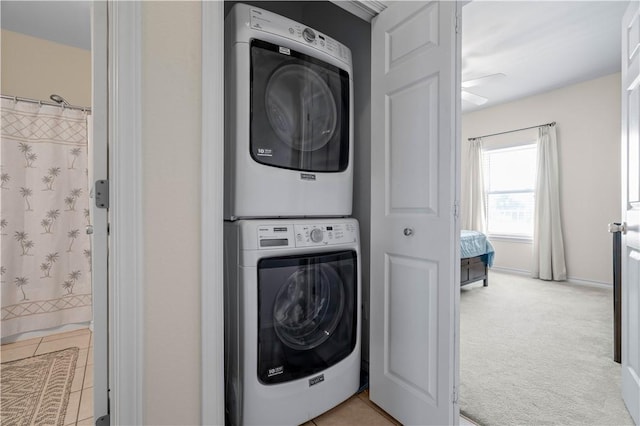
<box><xmin>95</xmin><ymin>414</ymin><xmax>110</xmax><ymax>425</ymax></box>
<box><xmin>95</xmin><ymin>395</ymin><xmax>110</xmax><ymax>425</ymax></box>
<box><xmin>454</xmin><ymin>201</ymin><xmax>460</xmax><ymax>219</ymax></box>
<box><xmin>95</xmin><ymin>180</ymin><xmax>109</xmax><ymax>209</ymax></box>
<box><xmin>452</xmin><ymin>389</ymin><xmax>459</xmax><ymax>404</ymax></box>
<box><xmin>455</xmin><ymin>13</ymin><xmax>461</xmax><ymax>34</ymax></box>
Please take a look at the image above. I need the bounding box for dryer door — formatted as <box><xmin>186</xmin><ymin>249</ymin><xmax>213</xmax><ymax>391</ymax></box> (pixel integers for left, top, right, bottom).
<box><xmin>257</xmin><ymin>250</ymin><xmax>357</xmax><ymax>385</ymax></box>
<box><xmin>250</xmin><ymin>39</ymin><xmax>350</xmax><ymax>173</ymax></box>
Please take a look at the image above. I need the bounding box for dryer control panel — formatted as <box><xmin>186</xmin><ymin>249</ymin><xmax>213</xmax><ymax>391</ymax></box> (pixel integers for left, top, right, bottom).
<box><xmin>256</xmin><ymin>222</ymin><xmax>357</xmax><ymax>249</ymax></box>
<box><xmin>248</xmin><ymin>7</ymin><xmax>352</xmax><ymax>65</ymax></box>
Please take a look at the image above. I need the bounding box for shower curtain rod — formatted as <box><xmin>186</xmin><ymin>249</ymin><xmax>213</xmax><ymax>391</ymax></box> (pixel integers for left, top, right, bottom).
<box><xmin>468</xmin><ymin>121</ymin><xmax>555</xmax><ymax>141</ymax></box>
<box><xmin>1</xmin><ymin>94</ymin><xmax>91</xmax><ymax>112</ymax></box>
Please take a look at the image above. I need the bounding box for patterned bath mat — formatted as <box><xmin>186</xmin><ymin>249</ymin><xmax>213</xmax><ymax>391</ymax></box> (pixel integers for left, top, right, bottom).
<box><xmin>1</xmin><ymin>347</ymin><xmax>79</xmax><ymax>426</ymax></box>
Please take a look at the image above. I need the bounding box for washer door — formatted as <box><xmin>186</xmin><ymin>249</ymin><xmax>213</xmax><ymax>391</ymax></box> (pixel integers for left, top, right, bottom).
<box><xmin>257</xmin><ymin>250</ymin><xmax>357</xmax><ymax>385</ymax></box>
<box><xmin>272</xmin><ymin>264</ymin><xmax>344</xmax><ymax>350</ymax></box>
<box><xmin>250</xmin><ymin>40</ymin><xmax>350</xmax><ymax>173</ymax></box>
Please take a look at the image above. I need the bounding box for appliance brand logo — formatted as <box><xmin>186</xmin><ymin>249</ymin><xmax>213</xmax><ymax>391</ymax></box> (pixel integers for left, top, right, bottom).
<box><xmin>268</xmin><ymin>366</ymin><xmax>284</xmax><ymax>377</ymax></box>
<box><xmin>257</xmin><ymin>148</ymin><xmax>273</xmax><ymax>157</ymax></box>
<box><xmin>279</xmin><ymin>47</ymin><xmax>291</xmax><ymax>55</ymax></box>
<box><xmin>309</xmin><ymin>374</ymin><xmax>324</xmax><ymax>387</ymax></box>
<box><xmin>300</xmin><ymin>173</ymin><xmax>316</xmax><ymax>181</ymax></box>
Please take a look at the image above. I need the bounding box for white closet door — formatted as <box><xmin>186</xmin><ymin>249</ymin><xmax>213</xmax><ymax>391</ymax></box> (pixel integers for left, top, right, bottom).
<box><xmin>369</xmin><ymin>1</ymin><xmax>459</xmax><ymax>425</ymax></box>
<box><xmin>621</xmin><ymin>1</ymin><xmax>640</xmax><ymax>423</ymax></box>
<box><xmin>90</xmin><ymin>2</ymin><xmax>109</xmax><ymax>422</ymax></box>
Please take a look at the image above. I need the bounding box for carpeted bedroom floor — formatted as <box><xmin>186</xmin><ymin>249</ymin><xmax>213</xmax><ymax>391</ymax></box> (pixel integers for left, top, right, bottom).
<box><xmin>460</xmin><ymin>271</ymin><xmax>633</xmax><ymax>426</ymax></box>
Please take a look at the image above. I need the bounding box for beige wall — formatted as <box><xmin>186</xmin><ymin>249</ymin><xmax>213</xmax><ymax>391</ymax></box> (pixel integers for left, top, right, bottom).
<box><xmin>141</xmin><ymin>2</ymin><xmax>202</xmax><ymax>424</ymax></box>
<box><xmin>462</xmin><ymin>73</ymin><xmax>622</xmax><ymax>285</ymax></box>
<box><xmin>1</xmin><ymin>29</ymin><xmax>91</xmax><ymax>106</ymax></box>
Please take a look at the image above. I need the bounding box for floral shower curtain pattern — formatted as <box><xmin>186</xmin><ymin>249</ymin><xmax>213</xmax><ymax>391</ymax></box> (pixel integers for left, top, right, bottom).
<box><xmin>1</xmin><ymin>99</ymin><xmax>92</xmax><ymax>338</ymax></box>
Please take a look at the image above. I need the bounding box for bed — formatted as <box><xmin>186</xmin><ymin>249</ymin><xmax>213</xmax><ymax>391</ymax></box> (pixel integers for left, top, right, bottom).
<box><xmin>460</xmin><ymin>230</ymin><xmax>495</xmax><ymax>287</ymax></box>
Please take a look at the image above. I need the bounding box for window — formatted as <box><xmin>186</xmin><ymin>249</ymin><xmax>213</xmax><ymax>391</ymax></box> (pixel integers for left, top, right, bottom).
<box><xmin>484</xmin><ymin>143</ymin><xmax>537</xmax><ymax>238</ymax></box>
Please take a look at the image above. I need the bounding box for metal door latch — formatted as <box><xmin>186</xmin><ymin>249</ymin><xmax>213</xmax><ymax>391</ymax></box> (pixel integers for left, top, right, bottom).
<box><xmin>608</xmin><ymin>222</ymin><xmax>627</xmax><ymax>234</ymax></box>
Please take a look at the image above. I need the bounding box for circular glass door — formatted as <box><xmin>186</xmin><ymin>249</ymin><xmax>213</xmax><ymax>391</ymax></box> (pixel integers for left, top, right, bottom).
<box><xmin>265</xmin><ymin>64</ymin><xmax>338</xmax><ymax>152</ymax></box>
<box><xmin>250</xmin><ymin>40</ymin><xmax>350</xmax><ymax>173</ymax></box>
<box><xmin>272</xmin><ymin>264</ymin><xmax>345</xmax><ymax>350</ymax></box>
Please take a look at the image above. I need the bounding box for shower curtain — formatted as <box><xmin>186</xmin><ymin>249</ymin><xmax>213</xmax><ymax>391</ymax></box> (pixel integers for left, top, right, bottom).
<box><xmin>1</xmin><ymin>98</ymin><xmax>92</xmax><ymax>338</ymax></box>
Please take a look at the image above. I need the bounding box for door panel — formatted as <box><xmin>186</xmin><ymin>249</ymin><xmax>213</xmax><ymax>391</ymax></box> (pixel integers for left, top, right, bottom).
<box><xmin>621</xmin><ymin>1</ymin><xmax>640</xmax><ymax>423</ymax></box>
<box><xmin>370</xmin><ymin>2</ymin><xmax>458</xmax><ymax>424</ymax></box>
<box><xmin>385</xmin><ymin>254</ymin><xmax>438</xmax><ymax>402</ymax></box>
<box><xmin>388</xmin><ymin>75</ymin><xmax>439</xmax><ymax>214</ymax></box>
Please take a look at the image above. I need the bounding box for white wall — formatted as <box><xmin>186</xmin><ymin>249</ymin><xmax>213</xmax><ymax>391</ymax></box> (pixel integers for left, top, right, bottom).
<box><xmin>461</xmin><ymin>73</ymin><xmax>621</xmax><ymax>285</ymax></box>
<box><xmin>1</xmin><ymin>29</ymin><xmax>91</xmax><ymax>106</ymax></box>
<box><xmin>141</xmin><ymin>2</ymin><xmax>202</xmax><ymax>424</ymax></box>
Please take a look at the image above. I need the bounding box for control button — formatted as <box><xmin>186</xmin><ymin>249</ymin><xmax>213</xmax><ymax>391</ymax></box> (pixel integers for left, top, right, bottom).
<box><xmin>289</xmin><ymin>28</ymin><xmax>294</xmax><ymax>34</ymax></box>
<box><xmin>303</xmin><ymin>28</ymin><xmax>316</xmax><ymax>43</ymax></box>
<box><xmin>310</xmin><ymin>228</ymin><xmax>323</xmax><ymax>243</ymax></box>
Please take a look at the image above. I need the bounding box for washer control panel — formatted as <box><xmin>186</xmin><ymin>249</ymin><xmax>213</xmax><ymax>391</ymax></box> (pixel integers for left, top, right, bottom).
<box><xmin>257</xmin><ymin>225</ymin><xmax>295</xmax><ymax>249</ymax></box>
<box><xmin>257</xmin><ymin>223</ymin><xmax>357</xmax><ymax>249</ymax></box>
<box><xmin>248</xmin><ymin>7</ymin><xmax>352</xmax><ymax>65</ymax></box>
<box><xmin>294</xmin><ymin>223</ymin><xmax>357</xmax><ymax>247</ymax></box>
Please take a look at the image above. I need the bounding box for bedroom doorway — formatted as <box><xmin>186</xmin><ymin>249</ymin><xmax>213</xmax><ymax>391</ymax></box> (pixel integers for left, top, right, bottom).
<box><xmin>459</xmin><ymin>1</ymin><xmax>631</xmax><ymax>424</ymax></box>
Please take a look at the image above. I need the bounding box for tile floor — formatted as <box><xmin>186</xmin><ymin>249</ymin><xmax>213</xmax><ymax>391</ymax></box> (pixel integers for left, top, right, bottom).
<box><xmin>1</xmin><ymin>329</ymin><xmax>476</xmax><ymax>426</ymax></box>
<box><xmin>0</xmin><ymin>328</ymin><xmax>93</xmax><ymax>425</ymax></box>
<box><xmin>308</xmin><ymin>390</ymin><xmax>478</xmax><ymax>426</ymax></box>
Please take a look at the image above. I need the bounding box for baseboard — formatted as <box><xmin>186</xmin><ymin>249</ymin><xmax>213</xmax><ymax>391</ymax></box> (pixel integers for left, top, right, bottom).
<box><xmin>490</xmin><ymin>266</ymin><xmax>530</xmax><ymax>276</ymax></box>
<box><xmin>1</xmin><ymin>322</ymin><xmax>91</xmax><ymax>344</ymax></box>
<box><xmin>566</xmin><ymin>277</ymin><xmax>612</xmax><ymax>289</ymax></box>
<box><xmin>490</xmin><ymin>267</ymin><xmax>612</xmax><ymax>289</ymax></box>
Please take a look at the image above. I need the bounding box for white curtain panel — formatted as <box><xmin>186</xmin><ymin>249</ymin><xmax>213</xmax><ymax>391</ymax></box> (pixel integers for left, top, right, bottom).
<box><xmin>532</xmin><ymin>125</ymin><xmax>567</xmax><ymax>281</ymax></box>
<box><xmin>1</xmin><ymin>99</ymin><xmax>92</xmax><ymax>338</ymax></box>
<box><xmin>465</xmin><ymin>138</ymin><xmax>487</xmax><ymax>232</ymax></box>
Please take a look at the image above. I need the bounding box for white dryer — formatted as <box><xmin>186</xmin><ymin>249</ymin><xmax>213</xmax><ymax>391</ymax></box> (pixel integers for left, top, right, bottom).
<box><xmin>224</xmin><ymin>4</ymin><xmax>354</xmax><ymax>220</ymax></box>
<box><xmin>224</xmin><ymin>218</ymin><xmax>361</xmax><ymax>425</ymax></box>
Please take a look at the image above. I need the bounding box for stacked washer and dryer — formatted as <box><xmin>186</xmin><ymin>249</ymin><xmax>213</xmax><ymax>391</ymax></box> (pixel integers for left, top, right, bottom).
<box><xmin>223</xmin><ymin>4</ymin><xmax>361</xmax><ymax>425</ymax></box>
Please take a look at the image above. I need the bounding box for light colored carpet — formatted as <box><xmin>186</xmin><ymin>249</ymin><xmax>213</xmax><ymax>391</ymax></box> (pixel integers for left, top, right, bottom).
<box><xmin>1</xmin><ymin>347</ymin><xmax>79</xmax><ymax>426</ymax></box>
<box><xmin>460</xmin><ymin>271</ymin><xmax>633</xmax><ymax>426</ymax></box>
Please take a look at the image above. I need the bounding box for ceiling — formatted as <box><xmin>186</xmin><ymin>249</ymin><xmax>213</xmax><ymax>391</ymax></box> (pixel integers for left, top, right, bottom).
<box><xmin>462</xmin><ymin>1</ymin><xmax>629</xmax><ymax>112</ymax></box>
<box><xmin>1</xmin><ymin>1</ymin><xmax>91</xmax><ymax>51</ymax></box>
<box><xmin>1</xmin><ymin>1</ymin><xmax>630</xmax><ymax>112</ymax></box>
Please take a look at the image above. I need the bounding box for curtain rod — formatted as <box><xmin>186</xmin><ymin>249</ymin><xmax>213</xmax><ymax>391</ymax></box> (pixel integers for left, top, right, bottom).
<box><xmin>468</xmin><ymin>121</ymin><xmax>555</xmax><ymax>141</ymax></box>
<box><xmin>1</xmin><ymin>94</ymin><xmax>91</xmax><ymax>112</ymax></box>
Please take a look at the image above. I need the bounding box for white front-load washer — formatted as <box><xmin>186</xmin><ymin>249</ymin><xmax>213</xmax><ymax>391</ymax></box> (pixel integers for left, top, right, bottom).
<box><xmin>224</xmin><ymin>3</ymin><xmax>354</xmax><ymax>220</ymax></box>
<box><xmin>224</xmin><ymin>218</ymin><xmax>361</xmax><ymax>425</ymax></box>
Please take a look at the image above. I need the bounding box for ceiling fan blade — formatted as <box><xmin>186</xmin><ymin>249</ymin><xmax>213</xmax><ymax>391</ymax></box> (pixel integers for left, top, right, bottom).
<box><xmin>461</xmin><ymin>73</ymin><xmax>506</xmax><ymax>88</ymax></box>
<box><xmin>461</xmin><ymin>90</ymin><xmax>488</xmax><ymax>105</ymax></box>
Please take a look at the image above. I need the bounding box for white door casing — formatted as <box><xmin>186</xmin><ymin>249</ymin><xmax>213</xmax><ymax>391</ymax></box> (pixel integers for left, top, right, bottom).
<box><xmin>369</xmin><ymin>1</ymin><xmax>459</xmax><ymax>425</ymax></box>
<box><xmin>108</xmin><ymin>1</ymin><xmax>144</xmax><ymax>424</ymax></box>
<box><xmin>621</xmin><ymin>1</ymin><xmax>640</xmax><ymax>423</ymax></box>
<box><xmin>90</xmin><ymin>1</ymin><xmax>109</xmax><ymax>421</ymax></box>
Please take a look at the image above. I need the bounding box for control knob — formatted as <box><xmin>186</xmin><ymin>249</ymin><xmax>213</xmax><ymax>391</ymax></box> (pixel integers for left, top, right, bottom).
<box><xmin>310</xmin><ymin>228</ymin><xmax>324</xmax><ymax>243</ymax></box>
<box><xmin>303</xmin><ymin>28</ymin><xmax>316</xmax><ymax>43</ymax></box>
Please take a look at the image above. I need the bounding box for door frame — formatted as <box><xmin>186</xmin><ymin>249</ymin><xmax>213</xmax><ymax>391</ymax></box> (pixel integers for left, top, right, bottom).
<box><xmin>108</xmin><ymin>1</ymin><xmax>144</xmax><ymax>424</ymax></box>
<box><xmin>201</xmin><ymin>1</ymin><xmax>226</xmax><ymax>424</ymax></box>
<box><xmin>106</xmin><ymin>2</ymin><xmax>226</xmax><ymax>424</ymax></box>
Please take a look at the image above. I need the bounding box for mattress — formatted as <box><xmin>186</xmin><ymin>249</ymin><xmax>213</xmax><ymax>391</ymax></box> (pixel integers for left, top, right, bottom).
<box><xmin>461</xmin><ymin>230</ymin><xmax>495</xmax><ymax>267</ymax></box>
